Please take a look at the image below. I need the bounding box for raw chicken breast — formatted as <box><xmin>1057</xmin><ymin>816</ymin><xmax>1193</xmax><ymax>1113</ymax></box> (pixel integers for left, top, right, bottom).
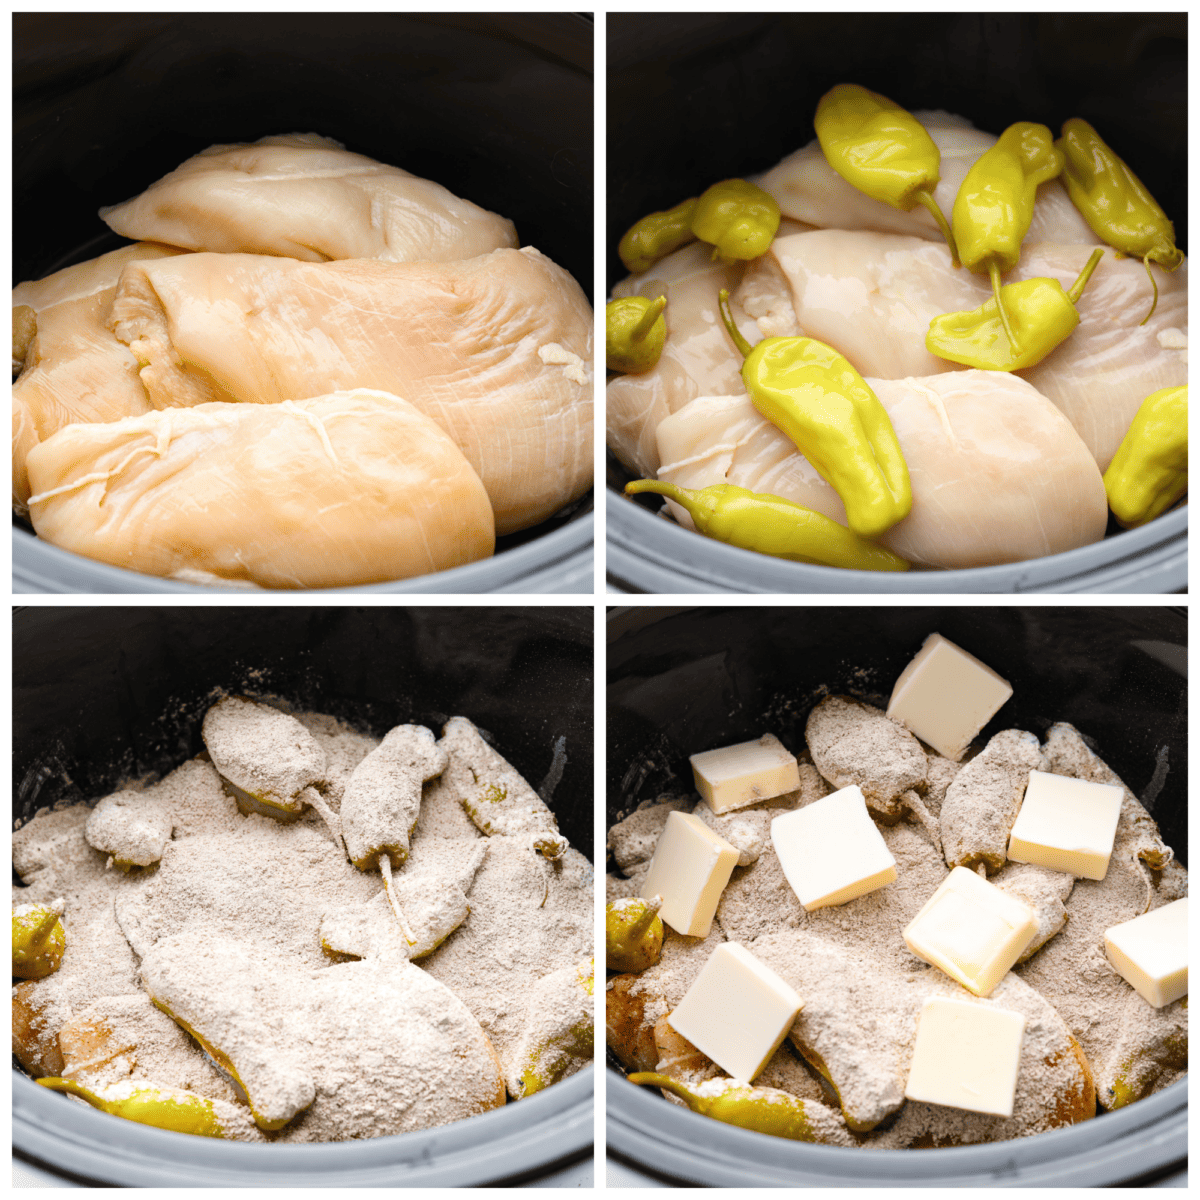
<box><xmin>757</xmin><ymin>110</ymin><xmax>1096</xmax><ymax>247</ymax></box>
<box><xmin>26</xmin><ymin>389</ymin><xmax>495</xmax><ymax>589</ymax></box>
<box><xmin>99</xmin><ymin>133</ymin><xmax>518</xmax><ymax>264</ymax></box>
<box><xmin>654</xmin><ymin>372</ymin><xmax>1107</xmax><ymax>570</ymax></box>
<box><xmin>12</xmin><ymin>242</ymin><xmax>187</xmax><ymax>512</ymax></box>
<box><xmin>109</xmin><ymin>246</ymin><xmax>593</xmax><ymax>534</ymax></box>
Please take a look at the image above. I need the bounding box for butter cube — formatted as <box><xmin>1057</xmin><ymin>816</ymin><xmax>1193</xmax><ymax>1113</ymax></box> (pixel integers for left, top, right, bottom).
<box><xmin>886</xmin><ymin>633</ymin><xmax>1013</xmax><ymax>761</ymax></box>
<box><xmin>640</xmin><ymin>811</ymin><xmax>740</xmax><ymax>937</ymax></box>
<box><xmin>690</xmin><ymin>734</ymin><xmax>801</xmax><ymax>814</ymax></box>
<box><xmin>667</xmin><ymin>942</ymin><xmax>803</xmax><ymax>1084</ymax></box>
<box><xmin>770</xmin><ymin>785</ymin><xmax>897</xmax><ymax>911</ymax></box>
<box><xmin>1104</xmin><ymin>898</ymin><xmax>1187</xmax><ymax>1008</ymax></box>
<box><xmin>904</xmin><ymin>866</ymin><xmax>1038</xmax><ymax>996</ymax></box>
<box><xmin>1007</xmin><ymin>769</ymin><xmax>1123</xmax><ymax>880</ymax></box>
<box><xmin>905</xmin><ymin>997</ymin><xmax>1026</xmax><ymax>1117</ymax></box>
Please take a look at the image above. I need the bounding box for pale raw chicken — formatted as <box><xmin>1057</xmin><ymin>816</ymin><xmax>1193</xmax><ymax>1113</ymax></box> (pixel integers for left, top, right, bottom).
<box><xmin>99</xmin><ymin>133</ymin><xmax>518</xmax><ymax>264</ymax></box>
<box><xmin>12</xmin><ymin>242</ymin><xmax>187</xmax><ymax>513</ymax></box>
<box><xmin>756</xmin><ymin>110</ymin><xmax>1097</xmax><ymax>247</ymax></box>
<box><xmin>25</xmin><ymin>389</ymin><xmax>495</xmax><ymax>589</ymax></box>
<box><xmin>109</xmin><ymin>245</ymin><xmax>594</xmax><ymax>534</ymax></box>
<box><xmin>653</xmin><ymin>372</ymin><xmax>1107</xmax><ymax>570</ymax></box>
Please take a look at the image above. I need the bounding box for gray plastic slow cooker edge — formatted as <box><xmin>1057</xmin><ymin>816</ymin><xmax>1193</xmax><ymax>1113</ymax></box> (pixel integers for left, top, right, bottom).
<box><xmin>607</xmin><ymin>493</ymin><xmax>1186</xmax><ymax>593</ymax></box>
<box><xmin>14</xmin><ymin>1065</ymin><xmax>591</xmax><ymax>1187</ymax></box>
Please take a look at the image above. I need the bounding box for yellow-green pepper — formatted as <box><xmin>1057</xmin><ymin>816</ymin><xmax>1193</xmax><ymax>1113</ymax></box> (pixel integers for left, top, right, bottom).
<box><xmin>606</xmin><ymin>896</ymin><xmax>664</xmax><ymax>973</ymax></box>
<box><xmin>1056</xmin><ymin>118</ymin><xmax>1184</xmax><ymax>323</ymax></box>
<box><xmin>815</xmin><ymin>82</ymin><xmax>959</xmax><ymax>264</ymax></box>
<box><xmin>624</xmin><ymin>479</ymin><xmax>909</xmax><ymax>572</ymax></box>
<box><xmin>717</xmin><ymin>288</ymin><xmax>911</xmax><ymax>539</ymax></box>
<box><xmin>926</xmin><ymin>247</ymin><xmax>1105</xmax><ymax>371</ymax></box>
<box><xmin>953</xmin><ymin>122</ymin><xmax>1064</xmax><ymax>354</ymax></box>
<box><xmin>13</xmin><ymin>903</ymin><xmax>66</xmax><ymax>980</ymax></box>
<box><xmin>1103</xmin><ymin>385</ymin><xmax>1187</xmax><ymax>527</ymax></box>
<box><xmin>37</xmin><ymin>1077</ymin><xmax>230</xmax><ymax>1138</ymax></box>
<box><xmin>690</xmin><ymin>179</ymin><xmax>781</xmax><ymax>263</ymax></box>
<box><xmin>607</xmin><ymin>296</ymin><xmax>668</xmax><ymax>374</ymax></box>
<box><xmin>618</xmin><ymin>199</ymin><xmax>699</xmax><ymax>274</ymax></box>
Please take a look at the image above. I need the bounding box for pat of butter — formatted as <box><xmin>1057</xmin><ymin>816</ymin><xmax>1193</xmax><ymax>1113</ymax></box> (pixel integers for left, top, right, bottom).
<box><xmin>886</xmin><ymin>633</ymin><xmax>1013</xmax><ymax>761</ymax></box>
<box><xmin>1007</xmin><ymin>769</ymin><xmax>1123</xmax><ymax>880</ymax></box>
<box><xmin>690</xmin><ymin>734</ymin><xmax>800</xmax><ymax>814</ymax></box>
<box><xmin>770</xmin><ymin>785</ymin><xmax>897</xmax><ymax>911</ymax></box>
<box><xmin>667</xmin><ymin>942</ymin><xmax>803</xmax><ymax>1084</ymax></box>
<box><xmin>640</xmin><ymin>811</ymin><xmax>740</xmax><ymax>937</ymax></box>
<box><xmin>905</xmin><ymin>996</ymin><xmax>1026</xmax><ymax>1117</ymax></box>
<box><xmin>1104</xmin><ymin>898</ymin><xmax>1188</xmax><ymax>1008</ymax></box>
<box><xmin>904</xmin><ymin>866</ymin><xmax>1038</xmax><ymax>996</ymax></box>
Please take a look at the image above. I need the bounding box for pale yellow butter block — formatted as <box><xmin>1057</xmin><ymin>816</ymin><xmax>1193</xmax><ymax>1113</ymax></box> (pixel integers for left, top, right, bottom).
<box><xmin>904</xmin><ymin>866</ymin><xmax>1038</xmax><ymax>997</ymax></box>
<box><xmin>667</xmin><ymin>942</ymin><xmax>803</xmax><ymax>1084</ymax></box>
<box><xmin>1104</xmin><ymin>898</ymin><xmax>1188</xmax><ymax>1008</ymax></box>
<box><xmin>1007</xmin><ymin>769</ymin><xmax>1123</xmax><ymax>880</ymax></box>
<box><xmin>905</xmin><ymin>996</ymin><xmax>1026</xmax><ymax>1117</ymax></box>
<box><xmin>886</xmin><ymin>633</ymin><xmax>1013</xmax><ymax>761</ymax></box>
<box><xmin>689</xmin><ymin>734</ymin><xmax>801</xmax><ymax>814</ymax></box>
<box><xmin>640</xmin><ymin>811</ymin><xmax>740</xmax><ymax>937</ymax></box>
<box><xmin>770</xmin><ymin>784</ymin><xmax>897</xmax><ymax>911</ymax></box>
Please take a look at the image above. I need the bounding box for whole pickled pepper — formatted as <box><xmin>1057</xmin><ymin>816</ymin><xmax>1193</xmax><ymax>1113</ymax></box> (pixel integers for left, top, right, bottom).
<box><xmin>1103</xmin><ymin>385</ymin><xmax>1187</xmax><ymax>527</ymax></box>
<box><xmin>606</xmin><ymin>295</ymin><xmax>668</xmax><ymax>374</ymax></box>
<box><xmin>690</xmin><ymin>179</ymin><xmax>781</xmax><ymax>263</ymax></box>
<box><xmin>618</xmin><ymin>198</ymin><xmax>699</xmax><ymax>274</ymax></box>
<box><xmin>606</xmin><ymin>896</ymin><xmax>665</xmax><ymax>973</ymax></box>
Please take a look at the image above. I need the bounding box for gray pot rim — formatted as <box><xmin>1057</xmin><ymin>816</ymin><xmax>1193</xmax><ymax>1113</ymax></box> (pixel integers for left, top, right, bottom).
<box><xmin>607</xmin><ymin>491</ymin><xmax>1186</xmax><ymax>593</ymax></box>
<box><xmin>607</xmin><ymin>1068</ymin><xmax>1186</xmax><ymax>1187</ymax></box>
<box><xmin>13</xmin><ymin>1064</ymin><xmax>592</xmax><ymax>1187</ymax></box>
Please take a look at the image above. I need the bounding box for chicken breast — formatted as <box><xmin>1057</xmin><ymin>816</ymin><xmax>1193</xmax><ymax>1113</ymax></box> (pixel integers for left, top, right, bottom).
<box><xmin>109</xmin><ymin>246</ymin><xmax>593</xmax><ymax>534</ymax></box>
<box><xmin>654</xmin><ymin>371</ymin><xmax>1107</xmax><ymax>570</ymax></box>
<box><xmin>25</xmin><ymin>389</ymin><xmax>495</xmax><ymax>589</ymax></box>
<box><xmin>99</xmin><ymin>133</ymin><xmax>518</xmax><ymax>264</ymax></box>
<box><xmin>757</xmin><ymin>110</ymin><xmax>1096</xmax><ymax>247</ymax></box>
<box><xmin>12</xmin><ymin>242</ymin><xmax>187</xmax><ymax>512</ymax></box>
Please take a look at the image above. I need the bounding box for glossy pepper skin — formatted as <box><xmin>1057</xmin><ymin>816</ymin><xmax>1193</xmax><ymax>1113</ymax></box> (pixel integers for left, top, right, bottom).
<box><xmin>37</xmin><ymin>1077</ymin><xmax>229</xmax><ymax>1138</ymax></box>
<box><xmin>718</xmin><ymin>289</ymin><xmax>911</xmax><ymax>539</ymax></box>
<box><xmin>690</xmin><ymin>179</ymin><xmax>781</xmax><ymax>262</ymax></box>
<box><xmin>1056</xmin><ymin>118</ymin><xmax>1184</xmax><ymax>323</ymax></box>
<box><xmin>625</xmin><ymin>479</ymin><xmax>909</xmax><ymax>572</ymax></box>
<box><xmin>607</xmin><ymin>295</ymin><xmax>668</xmax><ymax>374</ymax></box>
<box><xmin>619</xmin><ymin>199</ymin><xmax>699</xmax><ymax>274</ymax></box>
<box><xmin>953</xmin><ymin>122</ymin><xmax>1065</xmax><ymax>353</ymax></box>
<box><xmin>815</xmin><ymin>83</ymin><xmax>959</xmax><ymax>264</ymax></box>
<box><xmin>1103</xmin><ymin>386</ymin><xmax>1187</xmax><ymax>527</ymax></box>
<box><xmin>927</xmin><ymin>247</ymin><xmax>1105</xmax><ymax>371</ymax></box>
<box><xmin>12</xmin><ymin>904</ymin><xmax>66</xmax><ymax>980</ymax></box>
<box><xmin>606</xmin><ymin>896</ymin><xmax>664</xmax><ymax>973</ymax></box>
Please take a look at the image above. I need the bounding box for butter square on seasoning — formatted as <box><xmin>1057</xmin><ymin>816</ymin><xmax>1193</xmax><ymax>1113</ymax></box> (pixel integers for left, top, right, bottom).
<box><xmin>905</xmin><ymin>997</ymin><xmax>1026</xmax><ymax>1117</ymax></box>
<box><xmin>903</xmin><ymin>866</ymin><xmax>1038</xmax><ymax>997</ymax></box>
<box><xmin>770</xmin><ymin>785</ymin><xmax>897</xmax><ymax>911</ymax></box>
<box><xmin>886</xmin><ymin>633</ymin><xmax>1013</xmax><ymax>761</ymax></box>
<box><xmin>1007</xmin><ymin>769</ymin><xmax>1123</xmax><ymax>880</ymax></box>
<box><xmin>1104</xmin><ymin>897</ymin><xmax>1187</xmax><ymax>1008</ymax></box>
<box><xmin>667</xmin><ymin>942</ymin><xmax>803</xmax><ymax>1084</ymax></box>
<box><xmin>640</xmin><ymin>811</ymin><xmax>740</xmax><ymax>937</ymax></box>
<box><xmin>690</xmin><ymin>734</ymin><xmax>801</xmax><ymax>814</ymax></box>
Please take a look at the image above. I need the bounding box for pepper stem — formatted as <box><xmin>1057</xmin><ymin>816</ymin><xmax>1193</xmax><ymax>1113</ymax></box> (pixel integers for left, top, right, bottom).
<box><xmin>1138</xmin><ymin>253</ymin><xmax>1160</xmax><ymax>326</ymax></box>
<box><xmin>717</xmin><ymin>288</ymin><xmax>752</xmax><ymax>360</ymax></box>
<box><xmin>915</xmin><ymin>189</ymin><xmax>960</xmax><ymax>267</ymax></box>
<box><xmin>988</xmin><ymin>260</ymin><xmax>1021</xmax><ymax>356</ymax></box>
<box><xmin>631</xmin><ymin>295</ymin><xmax>667</xmax><ymax>344</ymax></box>
<box><xmin>626</xmin><ymin>894</ymin><xmax>663</xmax><ymax>941</ymax></box>
<box><xmin>1067</xmin><ymin>248</ymin><xmax>1106</xmax><ymax>306</ymax></box>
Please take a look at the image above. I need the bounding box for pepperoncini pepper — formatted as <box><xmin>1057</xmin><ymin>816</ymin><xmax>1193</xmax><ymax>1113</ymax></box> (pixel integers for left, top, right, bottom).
<box><xmin>716</xmin><ymin>288</ymin><xmax>911</xmax><ymax>539</ymax></box>
<box><xmin>690</xmin><ymin>179</ymin><xmax>781</xmax><ymax>263</ymax></box>
<box><xmin>37</xmin><ymin>1077</ymin><xmax>230</xmax><ymax>1138</ymax></box>
<box><xmin>618</xmin><ymin>199</ymin><xmax>699</xmax><ymax>274</ymax></box>
<box><xmin>815</xmin><ymin>83</ymin><xmax>959</xmax><ymax>265</ymax></box>
<box><xmin>606</xmin><ymin>896</ymin><xmax>664</xmax><ymax>973</ymax></box>
<box><xmin>926</xmin><ymin>247</ymin><xmax>1105</xmax><ymax>371</ymax></box>
<box><xmin>1102</xmin><ymin>385</ymin><xmax>1187</xmax><ymax>527</ymax></box>
<box><xmin>1056</xmin><ymin>118</ymin><xmax>1184</xmax><ymax>324</ymax></box>
<box><xmin>624</xmin><ymin>479</ymin><xmax>910</xmax><ymax>572</ymax></box>
<box><xmin>953</xmin><ymin>122</ymin><xmax>1065</xmax><ymax>355</ymax></box>
<box><xmin>13</xmin><ymin>901</ymin><xmax>66</xmax><ymax>980</ymax></box>
<box><xmin>607</xmin><ymin>295</ymin><xmax>668</xmax><ymax>374</ymax></box>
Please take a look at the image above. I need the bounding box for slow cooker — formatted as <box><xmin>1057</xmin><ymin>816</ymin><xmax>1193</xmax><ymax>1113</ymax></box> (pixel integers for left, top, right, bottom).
<box><xmin>13</xmin><ymin>606</ymin><xmax>594</xmax><ymax>1185</ymax></box>
<box><xmin>606</xmin><ymin>13</ymin><xmax>1187</xmax><ymax>594</ymax></box>
<box><xmin>13</xmin><ymin>13</ymin><xmax>594</xmax><ymax>594</ymax></box>
<box><xmin>606</xmin><ymin>605</ymin><xmax>1186</xmax><ymax>1185</ymax></box>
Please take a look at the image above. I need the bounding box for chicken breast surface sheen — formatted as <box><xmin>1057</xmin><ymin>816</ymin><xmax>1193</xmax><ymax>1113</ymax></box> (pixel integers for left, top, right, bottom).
<box><xmin>99</xmin><ymin>133</ymin><xmax>518</xmax><ymax>264</ymax></box>
<box><xmin>12</xmin><ymin>242</ymin><xmax>187</xmax><ymax>512</ymax></box>
<box><xmin>26</xmin><ymin>389</ymin><xmax>495</xmax><ymax>589</ymax></box>
<box><xmin>654</xmin><ymin>372</ymin><xmax>1107</xmax><ymax>570</ymax></box>
<box><xmin>110</xmin><ymin>246</ymin><xmax>594</xmax><ymax>534</ymax></box>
